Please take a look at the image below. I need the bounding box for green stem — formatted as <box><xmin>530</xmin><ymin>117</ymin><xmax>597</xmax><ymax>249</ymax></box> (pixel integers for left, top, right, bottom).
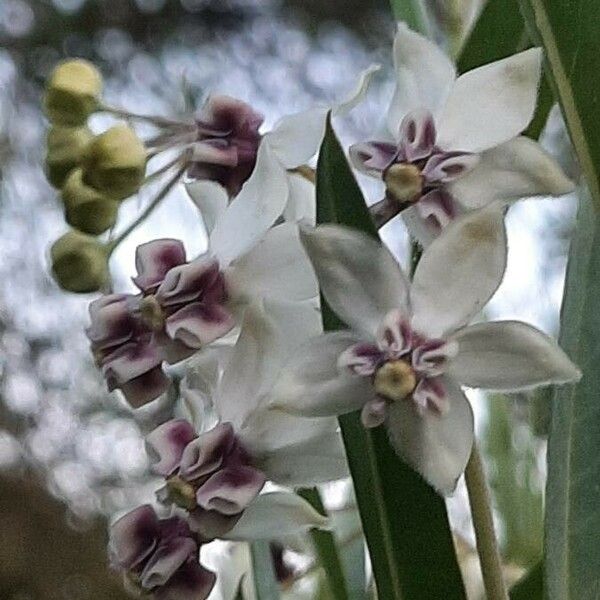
<box><xmin>465</xmin><ymin>442</ymin><xmax>509</xmax><ymax>600</ymax></box>
<box><xmin>250</xmin><ymin>541</ymin><xmax>280</xmax><ymax>600</ymax></box>
<box><xmin>298</xmin><ymin>487</ymin><xmax>350</xmax><ymax>600</ymax></box>
<box><xmin>106</xmin><ymin>166</ymin><xmax>185</xmax><ymax>256</ymax></box>
<box><xmin>99</xmin><ymin>103</ymin><xmax>189</xmax><ymax>129</ymax></box>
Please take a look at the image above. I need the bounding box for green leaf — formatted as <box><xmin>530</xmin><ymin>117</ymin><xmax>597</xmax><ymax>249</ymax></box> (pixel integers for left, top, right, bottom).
<box><xmin>250</xmin><ymin>541</ymin><xmax>280</xmax><ymax>600</ymax></box>
<box><xmin>316</xmin><ymin>114</ymin><xmax>466</xmax><ymax>600</ymax></box>
<box><xmin>510</xmin><ymin>561</ymin><xmax>543</xmax><ymax>599</ymax></box>
<box><xmin>298</xmin><ymin>487</ymin><xmax>353</xmax><ymax>600</ymax></box>
<box><xmin>458</xmin><ymin>0</ymin><xmax>553</xmax><ymax>139</ymax></box>
<box><xmin>388</xmin><ymin>0</ymin><xmax>430</xmax><ymax>36</ymax></box>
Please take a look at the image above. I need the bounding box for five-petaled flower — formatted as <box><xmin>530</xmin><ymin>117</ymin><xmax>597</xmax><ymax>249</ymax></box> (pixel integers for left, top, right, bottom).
<box><xmin>350</xmin><ymin>24</ymin><xmax>574</xmax><ymax>242</ymax></box>
<box><xmin>270</xmin><ymin>205</ymin><xmax>580</xmax><ymax>493</ymax></box>
<box><xmin>144</xmin><ymin>300</ymin><xmax>347</xmax><ymax>539</ymax></box>
<box><xmin>86</xmin><ymin>222</ymin><xmax>317</xmax><ymax>407</ymax></box>
<box><xmin>109</xmin><ymin>504</ymin><xmax>216</xmax><ymax>600</ymax></box>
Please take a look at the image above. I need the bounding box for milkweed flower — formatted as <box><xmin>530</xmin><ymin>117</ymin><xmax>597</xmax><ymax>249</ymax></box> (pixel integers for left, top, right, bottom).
<box><xmin>86</xmin><ymin>218</ymin><xmax>318</xmax><ymax>407</ymax></box>
<box><xmin>145</xmin><ymin>300</ymin><xmax>347</xmax><ymax>539</ymax></box>
<box><xmin>350</xmin><ymin>23</ymin><xmax>574</xmax><ymax>241</ymax></box>
<box><xmin>108</xmin><ymin>504</ymin><xmax>216</xmax><ymax>600</ymax></box>
<box><xmin>270</xmin><ymin>206</ymin><xmax>580</xmax><ymax>493</ymax></box>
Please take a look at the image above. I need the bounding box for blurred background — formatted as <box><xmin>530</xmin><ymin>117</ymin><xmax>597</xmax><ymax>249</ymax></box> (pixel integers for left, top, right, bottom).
<box><xmin>0</xmin><ymin>0</ymin><xmax>579</xmax><ymax>598</ymax></box>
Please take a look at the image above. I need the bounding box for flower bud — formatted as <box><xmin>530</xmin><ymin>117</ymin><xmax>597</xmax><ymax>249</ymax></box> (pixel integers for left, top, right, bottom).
<box><xmin>44</xmin><ymin>59</ymin><xmax>102</xmax><ymax>126</ymax></box>
<box><xmin>383</xmin><ymin>163</ymin><xmax>423</xmax><ymax>204</ymax></box>
<box><xmin>45</xmin><ymin>125</ymin><xmax>92</xmax><ymax>188</ymax></box>
<box><xmin>50</xmin><ymin>231</ymin><xmax>109</xmax><ymax>293</ymax></box>
<box><xmin>62</xmin><ymin>169</ymin><xmax>119</xmax><ymax>235</ymax></box>
<box><xmin>82</xmin><ymin>125</ymin><xmax>147</xmax><ymax>199</ymax></box>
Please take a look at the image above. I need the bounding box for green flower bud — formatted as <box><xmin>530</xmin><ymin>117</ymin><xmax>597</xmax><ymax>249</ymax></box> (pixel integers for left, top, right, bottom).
<box><xmin>45</xmin><ymin>125</ymin><xmax>93</xmax><ymax>188</ymax></box>
<box><xmin>82</xmin><ymin>125</ymin><xmax>147</xmax><ymax>199</ymax></box>
<box><xmin>50</xmin><ymin>231</ymin><xmax>109</xmax><ymax>293</ymax></box>
<box><xmin>44</xmin><ymin>59</ymin><xmax>103</xmax><ymax>126</ymax></box>
<box><xmin>62</xmin><ymin>169</ymin><xmax>119</xmax><ymax>235</ymax></box>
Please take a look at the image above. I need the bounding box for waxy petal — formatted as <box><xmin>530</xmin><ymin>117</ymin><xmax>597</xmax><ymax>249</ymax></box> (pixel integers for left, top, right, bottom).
<box><xmin>223</xmin><ymin>492</ymin><xmax>328</xmax><ymax>541</ymax></box>
<box><xmin>449</xmin><ymin>320</ymin><xmax>581</xmax><ymax>390</ymax></box>
<box><xmin>145</xmin><ymin>419</ymin><xmax>197</xmax><ymax>477</ymax></box>
<box><xmin>412</xmin><ymin>339</ymin><xmax>458</xmax><ymax>377</ymax></box>
<box><xmin>196</xmin><ymin>466</ymin><xmax>266</xmax><ymax>515</ymax></box>
<box><xmin>190</xmin><ymin>140</ymin><xmax>238</xmax><ymax>167</ymax></box>
<box><xmin>118</xmin><ymin>366</ymin><xmax>170</xmax><ymax>408</ymax></box>
<box><xmin>376</xmin><ymin>309</ymin><xmax>413</xmax><ymax>356</ymax></box>
<box><xmin>300</xmin><ymin>225</ymin><xmax>410</xmax><ymax>338</ymax></box>
<box><xmin>349</xmin><ymin>141</ymin><xmax>397</xmax><ymax>177</ymax></box>
<box><xmin>437</xmin><ymin>48</ymin><xmax>542</xmax><ymax>153</ymax></box>
<box><xmin>103</xmin><ymin>339</ymin><xmax>163</xmax><ymax>385</ymax></box>
<box><xmin>154</xmin><ymin>560</ymin><xmax>217</xmax><ymax>600</ymax></box>
<box><xmin>270</xmin><ymin>331</ymin><xmax>375</xmax><ymax>417</ymax></box>
<box><xmin>283</xmin><ymin>172</ymin><xmax>316</xmax><ymax>224</ymax></box>
<box><xmin>414</xmin><ymin>188</ymin><xmax>458</xmax><ymax>232</ymax></box>
<box><xmin>133</xmin><ymin>239</ymin><xmax>186</xmax><ymax>292</ymax></box>
<box><xmin>210</xmin><ymin>141</ymin><xmax>289</xmax><ymax>266</ymax></box>
<box><xmin>411</xmin><ymin>204</ymin><xmax>507</xmax><ymax>337</ymax></box>
<box><xmin>179</xmin><ymin>422</ymin><xmax>236</xmax><ymax>481</ymax></box>
<box><xmin>361</xmin><ymin>397</ymin><xmax>389</xmax><ymax>428</ymax></box>
<box><xmin>398</xmin><ymin>109</ymin><xmax>437</xmax><ymax>162</ymax></box>
<box><xmin>448</xmin><ymin>136</ymin><xmax>575</xmax><ymax>209</ymax></box>
<box><xmin>140</xmin><ymin>537</ymin><xmax>197</xmax><ymax>589</ymax></box>
<box><xmin>421</xmin><ymin>151</ymin><xmax>479</xmax><ymax>184</ymax></box>
<box><xmin>86</xmin><ymin>294</ymin><xmax>138</xmax><ymax>350</ymax></box>
<box><xmin>185</xmin><ymin>180</ymin><xmax>229</xmax><ymax>235</ymax></box>
<box><xmin>109</xmin><ymin>505</ymin><xmax>159</xmax><ymax>570</ymax></box>
<box><xmin>338</xmin><ymin>342</ymin><xmax>382</xmax><ymax>376</ymax></box>
<box><xmin>165</xmin><ymin>303</ymin><xmax>236</xmax><ymax>349</ymax></box>
<box><xmin>226</xmin><ymin>223</ymin><xmax>318</xmax><ymax>303</ymax></box>
<box><xmin>188</xmin><ymin>508</ymin><xmax>243</xmax><ymax>540</ymax></box>
<box><xmin>387</xmin><ymin>23</ymin><xmax>456</xmax><ymax>136</ymax></box>
<box><xmin>386</xmin><ymin>377</ymin><xmax>474</xmax><ymax>494</ymax></box>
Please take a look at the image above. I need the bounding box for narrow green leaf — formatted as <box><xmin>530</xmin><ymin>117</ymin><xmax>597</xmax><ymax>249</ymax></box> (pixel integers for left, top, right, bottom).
<box><xmin>510</xmin><ymin>561</ymin><xmax>543</xmax><ymax>599</ymax></box>
<box><xmin>316</xmin><ymin>114</ymin><xmax>466</xmax><ymax>600</ymax></box>
<box><xmin>298</xmin><ymin>487</ymin><xmax>352</xmax><ymax>600</ymax></box>
<box><xmin>250</xmin><ymin>541</ymin><xmax>280</xmax><ymax>600</ymax></box>
<box><xmin>458</xmin><ymin>0</ymin><xmax>552</xmax><ymax>139</ymax></box>
<box><xmin>388</xmin><ymin>0</ymin><xmax>430</xmax><ymax>36</ymax></box>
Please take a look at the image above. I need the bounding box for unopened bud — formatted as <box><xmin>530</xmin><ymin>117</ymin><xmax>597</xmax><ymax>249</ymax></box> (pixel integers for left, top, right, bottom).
<box><xmin>82</xmin><ymin>125</ymin><xmax>147</xmax><ymax>199</ymax></box>
<box><xmin>44</xmin><ymin>59</ymin><xmax>102</xmax><ymax>126</ymax></box>
<box><xmin>45</xmin><ymin>125</ymin><xmax>92</xmax><ymax>188</ymax></box>
<box><xmin>50</xmin><ymin>231</ymin><xmax>109</xmax><ymax>293</ymax></box>
<box><xmin>62</xmin><ymin>169</ymin><xmax>119</xmax><ymax>235</ymax></box>
<box><xmin>384</xmin><ymin>163</ymin><xmax>423</xmax><ymax>204</ymax></box>
<box><xmin>374</xmin><ymin>360</ymin><xmax>417</xmax><ymax>402</ymax></box>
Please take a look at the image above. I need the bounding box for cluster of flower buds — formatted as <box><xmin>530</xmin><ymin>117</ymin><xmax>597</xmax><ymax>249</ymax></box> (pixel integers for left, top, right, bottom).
<box><xmin>47</xmin><ymin>22</ymin><xmax>583</xmax><ymax>598</ymax></box>
<box><xmin>44</xmin><ymin>59</ymin><xmax>147</xmax><ymax>292</ymax></box>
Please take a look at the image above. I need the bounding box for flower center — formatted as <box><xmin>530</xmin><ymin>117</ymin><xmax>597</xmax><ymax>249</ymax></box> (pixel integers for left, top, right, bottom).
<box><xmin>383</xmin><ymin>163</ymin><xmax>423</xmax><ymax>204</ymax></box>
<box><xmin>166</xmin><ymin>475</ymin><xmax>198</xmax><ymax>511</ymax></box>
<box><xmin>139</xmin><ymin>295</ymin><xmax>165</xmax><ymax>331</ymax></box>
<box><xmin>373</xmin><ymin>359</ymin><xmax>417</xmax><ymax>402</ymax></box>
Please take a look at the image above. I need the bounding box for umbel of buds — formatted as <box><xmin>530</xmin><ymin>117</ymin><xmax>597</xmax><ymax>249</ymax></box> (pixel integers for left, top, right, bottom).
<box><xmin>82</xmin><ymin>124</ymin><xmax>147</xmax><ymax>200</ymax></box>
<box><xmin>62</xmin><ymin>169</ymin><xmax>120</xmax><ymax>235</ymax></box>
<box><xmin>43</xmin><ymin>59</ymin><xmax>103</xmax><ymax>126</ymax></box>
<box><xmin>45</xmin><ymin>125</ymin><xmax>93</xmax><ymax>189</ymax></box>
<box><xmin>50</xmin><ymin>231</ymin><xmax>109</xmax><ymax>293</ymax></box>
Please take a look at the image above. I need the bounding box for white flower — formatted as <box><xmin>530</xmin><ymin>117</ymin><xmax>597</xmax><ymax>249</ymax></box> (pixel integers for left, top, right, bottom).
<box><xmin>270</xmin><ymin>205</ymin><xmax>580</xmax><ymax>493</ymax></box>
<box><xmin>145</xmin><ymin>299</ymin><xmax>347</xmax><ymax>540</ymax></box>
<box><xmin>350</xmin><ymin>23</ymin><xmax>574</xmax><ymax>243</ymax></box>
<box><xmin>186</xmin><ymin>65</ymin><xmax>380</xmax><ymax>233</ymax></box>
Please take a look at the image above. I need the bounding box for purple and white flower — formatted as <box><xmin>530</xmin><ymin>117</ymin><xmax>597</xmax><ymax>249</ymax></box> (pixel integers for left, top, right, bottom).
<box><xmin>270</xmin><ymin>205</ymin><xmax>580</xmax><ymax>493</ymax></box>
<box><xmin>109</xmin><ymin>504</ymin><xmax>216</xmax><ymax>600</ymax></box>
<box><xmin>145</xmin><ymin>300</ymin><xmax>346</xmax><ymax>539</ymax></box>
<box><xmin>87</xmin><ymin>224</ymin><xmax>318</xmax><ymax>407</ymax></box>
<box><xmin>350</xmin><ymin>23</ymin><xmax>574</xmax><ymax>241</ymax></box>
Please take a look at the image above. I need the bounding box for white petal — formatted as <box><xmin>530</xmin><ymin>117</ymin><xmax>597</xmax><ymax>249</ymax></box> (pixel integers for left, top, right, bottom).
<box><xmin>300</xmin><ymin>225</ymin><xmax>410</xmax><ymax>337</ymax></box>
<box><xmin>225</xmin><ymin>223</ymin><xmax>318</xmax><ymax>303</ymax></box>
<box><xmin>411</xmin><ymin>204</ymin><xmax>507</xmax><ymax>337</ymax></box>
<box><xmin>209</xmin><ymin>142</ymin><xmax>288</xmax><ymax>266</ymax></box>
<box><xmin>283</xmin><ymin>172</ymin><xmax>316</xmax><ymax>224</ymax></box>
<box><xmin>449</xmin><ymin>136</ymin><xmax>575</xmax><ymax>209</ymax></box>
<box><xmin>256</xmin><ymin>426</ymin><xmax>348</xmax><ymax>486</ymax></box>
<box><xmin>449</xmin><ymin>320</ymin><xmax>581</xmax><ymax>390</ymax></box>
<box><xmin>386</xmin><ymin>23</ymin><xmax>456</xmax><ymax>137</ymax></box>
<box><xmin>386</xmin><ymin>377</ymin><xmax>474</xmax><ymax>494</ymax></box>
<box><xmin>333</xmin><ymin>63</ymin><xmax>381</xmax><ymax>115</ymax></box>
<box><xmin>185</xmin><ymin>180</ymin><xmax>229</xmax><ymax>235</ymax></box>
<box><xmin>266</xmin><ymin>107</ymin><xmax>328</xmax><ymax>169</ymax></box>
<box><xmin>223</xmin><ymin>492</ymin><xmax>328</xmax><ymax>540</ymax></box>
<box><xmin>437</xmin><ymin>48</ymin><xmax>543</xmax><ymax>153</ymax></box>
<box><xmin>269</xmin><ymin>331</ymin><xmax>375</xmax><ymax>417</ymax></box>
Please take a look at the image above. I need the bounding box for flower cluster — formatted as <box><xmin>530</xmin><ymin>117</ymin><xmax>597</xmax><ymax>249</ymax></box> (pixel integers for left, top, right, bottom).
<box><xmin>47</xmin><ymin>23</ymin><xmax>581</xmax><ymax>598</ymax></box>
